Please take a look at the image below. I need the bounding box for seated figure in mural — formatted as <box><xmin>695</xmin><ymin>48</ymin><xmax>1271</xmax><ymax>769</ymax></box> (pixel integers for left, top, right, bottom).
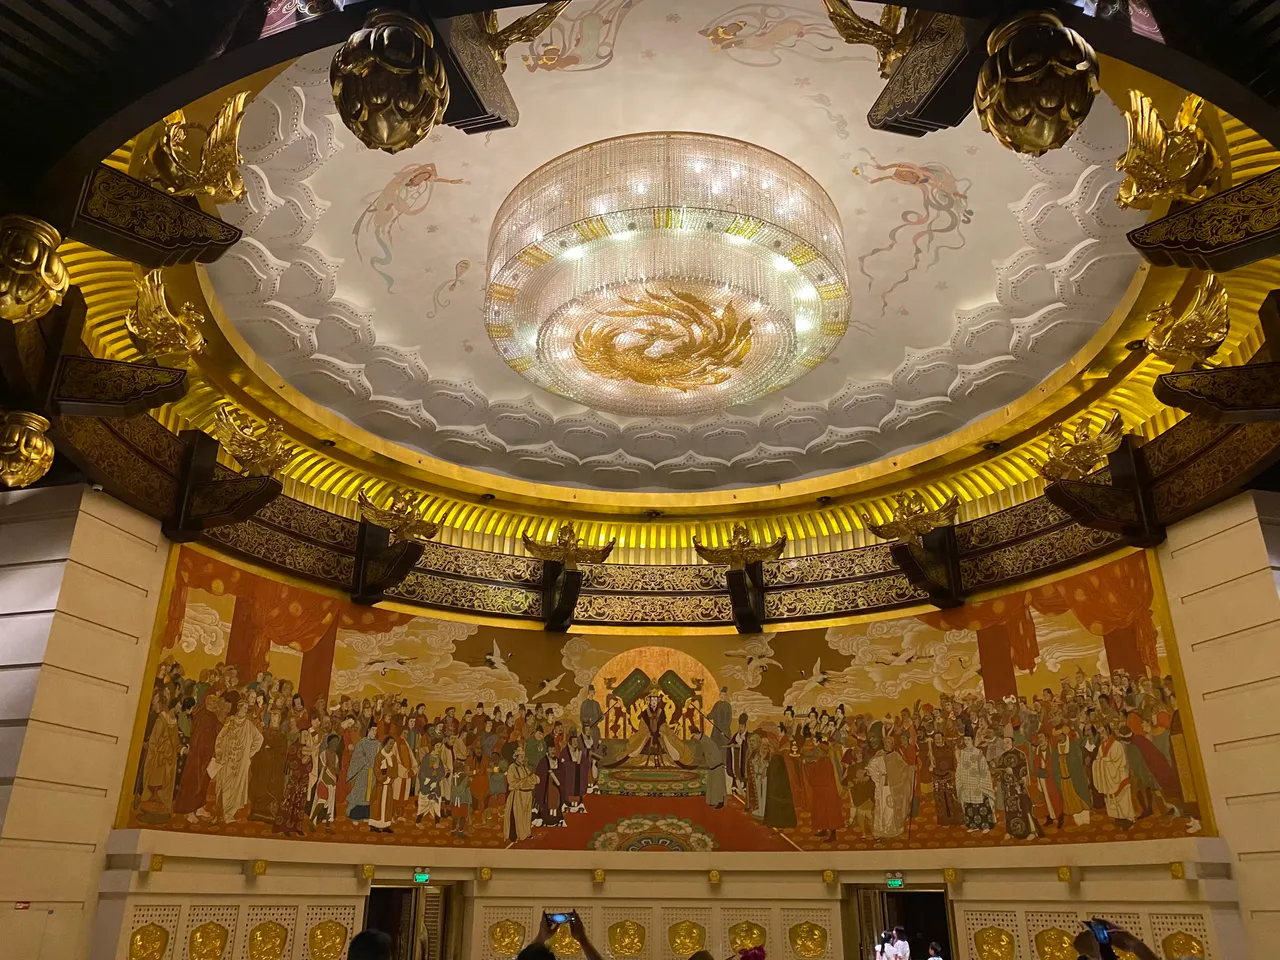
<box><xmin>620</xmin><ymin>688</ymin><xmax>686</xmax><ymax>768</ymax></box>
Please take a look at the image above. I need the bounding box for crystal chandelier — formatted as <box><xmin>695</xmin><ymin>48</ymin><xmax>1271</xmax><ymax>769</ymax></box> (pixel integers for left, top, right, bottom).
<box><xmin>484</xmin><ymin>132</ymin><xmax>849</xmax><ymax>417</ymax></box>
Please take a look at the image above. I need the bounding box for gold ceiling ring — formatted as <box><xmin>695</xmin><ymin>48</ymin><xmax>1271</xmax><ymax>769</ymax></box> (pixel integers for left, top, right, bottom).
<box><xmin>62</xmin><ymin>56</ymin><xmax>1280</xmax><ymax>564</ymax></box>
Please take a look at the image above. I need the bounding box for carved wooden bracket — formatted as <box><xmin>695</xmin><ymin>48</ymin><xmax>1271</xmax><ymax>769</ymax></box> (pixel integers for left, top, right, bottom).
<box><xmin>1046</xmin><ymin>436</ymin><xmax>1165</xmax><ymax>547</ymax></box>
<box><xmin>726</xmin><ymin>561</ymin><xmax>768</xmax><ymax>634</ymax></box>
<box><xmin>162</xmin><ymin>430</ymin><xmax>281</xmax><ymax>543</ymax></box>
<box><xmin>1127</xmin><ymin>167</ymin><xmax>1280</xmax><ymax>271</ymax></box>
<box><xmin>867</xmin><ymin>13</ymin><xmax>990</xmax><ymax>137</ymax></box>
<box><xmin>891</xmin><ymin>526</ymin><xmax>965</xmax><ymax>608</ymax></box>
<box><xmin>352</xmin><ymin>520</ymin><xmax>425</xmax><ymax>606</ymax></box>
<box><xmin>539</xmin><ymin>559</ymin><xmax>584</xmax><ymax>633</ymax></box>
<box><xmin>67</xmin><ymin>165</ymin><xmax>242</xmax><ymax>268</ymax></box>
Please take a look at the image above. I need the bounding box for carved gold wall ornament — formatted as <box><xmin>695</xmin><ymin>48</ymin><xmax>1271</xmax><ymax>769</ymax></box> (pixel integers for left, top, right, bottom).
<box><xmin>693</xmin><ymin>522</ymin><xmax>786</xmax><ymax>569</ymax></box>
<box><xmin>822</xmin><ymin>0</ymin><xmax>928</xmax><ymax>77</ymax></box>
<box><xmin>789</xmin><ymin>921</ymin><xmax>828</xmax><ymax>959</ymax></box>
<box><xmin>490</xmin><ymin>919</ymin><xmax>525</xmax><ymax>958</ymax></box>
<box><xmin>0</xmin><ymin>214</ymin><xmax>69</xmax><ymax>324</ymax></box>
<box><xmin>1056</xmin><ymin>865</ymin><xmax>1073</xmax><ymax>882</ymax></box>
<box><xmin>1117</xmin><ymin>91</ymin><xmax>1222</xmax><ymax>210</ymax></box>
<box><xmin>942</xmin><ymin>867</ymin><xmax>959</xmax><ymax>884</ymax></box>
<box><xmin>124</xmin><ymin>269</ymin><xmax>207</xmax><ymax>362</ymax></box>
<box><xmin>1034</xmin><ymin>928</ymin><xmax>1075</xmax><ymax>960</ymax></box>
<box><xmin>251</xmin><ymin>858</ymin><xmax>268</xmax><ymax>876</ymax></box>
<box><xmin>214</xmin><ymin>406</ymin><xmax>294</xmax><ymax>478</ymax></box>
<box><xmin>1144</xmin><ymin>272</ymin><xmax>1230</xmax><ymax>368</ymax></box>
<box><xmin>608</xmin><ymin>920</ymin><xmax>646</xmax><ymax>957</ymax></box>
<box><xmin>0</xmin><ymin>411</ymin><xmax>55</xmax><ymax>489</ymax></box>
<box><xmin>523</xmin><ymin>521</ymin><xmax>615</xmax><ymax>570</ymax></box>
<box><xmin>547</xmin><ymin>922</ymin><xmax>582</xmax><ymax>956</ymax></box>
<box><xmin>973</xmin><ymin>926</ymin><xmax>1016</xmax><ymax>960</ymax></box>
<box><xmin>147</xmin><ymin>92</ymin><xmax>250</xmax><ymax>204</ymax></box>
<box><xmin>308</xmin><ymin>920</ymin><xmax>348</xmax><ymax>960</ymax></box>
<box><xmin>1161</xmin><ymin>931</ymin><xmax>1204</xmax><ymax>959</ymax></box>
<box><xmin>573</xmin><ymin>288</ymin><xmax>754</xmax><ymax>392</ymax></box>
<box><xmin>247</xmin><ymin>920</ymin><xmax>289</xmax><ymax>960</ymax></box>
<box><xmin>482</xmin><ymin>2</ymin><xmax>571</xmax><ymax>72</ymax></box>
<box><xmin>728</xmin><ymin>920</ymin><xmax>767</xmax><ymax>951</ymax></box>
<box><xmin>822</xmin><ymin>869</ymin><xmax>837</xmax><ymax>884</ymax></box>
<box><xmin>360</xmin><ymin>863</ymin><xmax>376</xmax><ymax>880</ymax></box>
<box><xmin>188</xmin><ymin>921</ymin><xmax>230</xmax><ymax>960</ymax></box>
<box><xmin>1170</xmin><ymin>861</ymin><xmax>1187</xmax><ymax>880</ymax></box>
<box><xmin>1036</xmin><ymin>411</ymin><xmax>1126</xmax><ymax>481</ymax></box>
<box><xmin>331</xmin><ymin>10</ymin><xmax>450</xmax><ymax>154</ymax></box>
<box><xmin>669</xmin><ymin>921</ymin><xmax>706</xmax><ymax>957</ymax></box>
<box><xmin>478</xmin><ymin>866</ymin><xmax>493</xmax><ymax>881</ymax></box>
<box><xmin>358</xmin><ymin>488</ymin><xmax>439</xmax><ymax>544</ymax></box>
<box><xmin>974</xmin><ymin>10</ymin><xmax>1100</xmax><ymax>156</ymax></box>
<box><xmin>708</xmin><ymin>869</ymin><xmax>722</xmax><ymax>884</ymax></box>
<box><xmin>859</xmin><ymin>491</ymin><xmax>960</xmax><ymax>546</ymax></box>
<box><xmin>592</xmin><ymin>867</ymin><xmax>606</xmax><ymax>883</ymax></box>
<box><xmin>129</xmin><ymin>923</ymin><xmax>170</xmax><ymax>960</ymax></box>
<box><xmin>149</xmin><ymin>853</ymin><xmax>165</xmax><ymax>872</ymax></box>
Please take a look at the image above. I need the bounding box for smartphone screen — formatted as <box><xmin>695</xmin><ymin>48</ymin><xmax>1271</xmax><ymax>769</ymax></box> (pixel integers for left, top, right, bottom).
<box><xmin>547</xmin><ymin>913</ymin><xmax>570</xmax><ymax>925</ymax></box>
<box><xmin>1086</xmin><ymin>921</ymin><xmax>1110</xmax><ymax>945</ymax></box>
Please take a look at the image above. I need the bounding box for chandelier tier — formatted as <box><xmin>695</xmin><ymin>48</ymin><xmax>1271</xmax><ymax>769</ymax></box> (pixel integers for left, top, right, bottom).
<box><xmin>484</xmin><ymin>132</ymin><xmax>850</xmax><ymax>417</ymax></box>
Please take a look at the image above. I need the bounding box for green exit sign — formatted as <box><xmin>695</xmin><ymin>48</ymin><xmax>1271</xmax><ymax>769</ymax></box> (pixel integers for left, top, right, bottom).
<box><xmin>413</xmin><ymin>870</ymin><xmax>431</xmax><ymax>884</ymax></box>
<box><xmin>885</xmin><ymin>872</ymin><xmax>904</xmax><ymax>889</ymax></box>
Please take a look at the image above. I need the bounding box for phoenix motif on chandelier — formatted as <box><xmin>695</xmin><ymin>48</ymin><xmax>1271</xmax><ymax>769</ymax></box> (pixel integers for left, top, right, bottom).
<box><xmin>572</xmin><ymin>288</ymin><xmax>753</xmax><ymax>391</ymax></box>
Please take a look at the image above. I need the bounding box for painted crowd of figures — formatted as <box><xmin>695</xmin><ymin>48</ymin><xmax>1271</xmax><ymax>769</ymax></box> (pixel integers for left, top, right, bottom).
<box><xmin>723</xmin><ymin>667</ymin><xmax>1201</xmax><ymax>841</ymax></box>
<box><xmin>131</xmin><ymin>657</ymin><xmax>1200</xmax><ymax>846</ymax></box>
<box><xmin>132</xmin><ymin>659</ymin><xmax>616</xmax><ymax>843</ymax></box>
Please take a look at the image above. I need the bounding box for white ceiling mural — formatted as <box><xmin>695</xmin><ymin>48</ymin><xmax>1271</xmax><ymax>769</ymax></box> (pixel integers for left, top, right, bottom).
<box><xmin>209</xmin><ymin>0</ymin><xmax>1145</xmax><ymax>492</ymax></box>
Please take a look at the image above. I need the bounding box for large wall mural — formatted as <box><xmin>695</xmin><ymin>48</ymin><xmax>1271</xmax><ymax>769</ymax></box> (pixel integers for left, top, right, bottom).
<box><xmin>122</xmin><ymin>547</ymin><xmax>1209</xmax><ymax>852</ymax></box>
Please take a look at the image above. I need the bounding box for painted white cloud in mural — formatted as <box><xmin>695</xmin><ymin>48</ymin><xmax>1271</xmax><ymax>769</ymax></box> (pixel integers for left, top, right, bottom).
<box><xmin>729</xmin><ymin>689</ymin><xmax>782</xmax><ymax>722</ymax></box>
<box><xmin>332</xmin><ymin>619</ymin><xmax>528</xmax><ymax>705</ymax></box>
<box><xmin>719</xmin><ymin>634</ymin><xmax>780</xmax><ymax>689</ymax></box>
<box><xmin>781</xmin><ymin>619</ymin><xmax>983</xmax><ymax>708</ymax></box>
<box><xmin>180</xmin><ymin>603</ymin><xmax>228</xmax><ymax>656</ymax></box>
<box><xmin>562</xmin><ymin>634</ymin><xmax>617</xmax><ymax>720</ymax></box>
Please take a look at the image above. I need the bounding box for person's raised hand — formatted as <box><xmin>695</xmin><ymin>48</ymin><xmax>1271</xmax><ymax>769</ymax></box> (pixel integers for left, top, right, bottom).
<box><xmin>535</xmin><ymin>913</ymin><xmax>556</xmax><ymax>944</ymax></box>
<box><xmin>568</xmin><ymin>911</ymin><xmax>587</xmax><ymax>942</ymax></box>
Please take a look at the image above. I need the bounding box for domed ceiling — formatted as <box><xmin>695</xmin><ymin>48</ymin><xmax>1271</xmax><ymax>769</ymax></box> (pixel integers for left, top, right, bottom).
<box><xmin>208</xmin><ymin>0</ymin><xmax>1145</xmax><ymax>493</ymax></box>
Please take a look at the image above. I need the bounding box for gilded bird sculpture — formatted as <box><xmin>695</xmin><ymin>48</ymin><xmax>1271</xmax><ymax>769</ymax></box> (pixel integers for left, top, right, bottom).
<box><xmin>523</xmin><ymin>521</ymin><xmax>616</xmax><ymax>569</ymax></box>
<box><xmin>692</xmin><ymin>523</ymin><xmax>786</xmax><ymax>569</ymax></box>
<box><xmin>124</xmin><ymin>269</ymin><xmax>206</xmax><ymax>363</ymax></box>
<box><xmin>483</xmin><ymin>2</ymin><xmax>572</xmax><ymax>72</ymax></box>
<box><xmin>147</xmin><ymin>92</ymin><xmax>250</xmax><ymax>203</ymax></box>
<box><xmin>821</xmin><ymin>0</ymin><xmax>926</xmax><ymax>78</ymax></box>
<box><xmin>357</xmin><ymin>489</ymin><xmax>439</xmax><ymax>543</ymax></box>
<box><xmin>1144</xmin><ymin>272</ymin><xmax>1230</xmax><ymax>368</ymax></box>
<box><xmin>212</xmin><ymin>406</ymin><xmax>293</xmax><ymax>477</ymax></box>
<box><xmin>859</xmin><ymin>492</ymin><xmax>960</xmax><ymax>546</ymax></box>
<box><xmin>1035</xmin><ymin>412</ymin><xmax>1125</xmax><ymax>482</ymax></box>
<box><xmin>1116</xmin><ymin>90</ymin><xmax>1221</xmax><ymax>209</ymax></box>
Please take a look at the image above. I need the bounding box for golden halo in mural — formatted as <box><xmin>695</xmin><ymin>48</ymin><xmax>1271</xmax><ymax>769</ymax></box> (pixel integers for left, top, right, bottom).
<box><xmin>484</xmin><ymin>132</ymin><xmax>849</xmax><ymax>416</ymax></box>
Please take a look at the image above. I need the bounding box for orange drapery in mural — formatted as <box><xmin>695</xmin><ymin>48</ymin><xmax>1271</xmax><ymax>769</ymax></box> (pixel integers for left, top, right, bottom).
<box><xmin>1028</xmin><ymin>551</ymin><xmax>1159</xmax><ymax>678</ymax></box>
<box><xmin>163</xmin><ymin>549</ymin><xmax>418</xmax><ymax>704</ymax></box>
<box><xmin>919</xmin><ymin>592</ymin><xmax>1039</xmax><ymax>701</ymax></box>
<box><xmin>164</xmin><ymin>549</ymin><xmax>339</xmax><ymax>687</ymax></box>
<box><xmin>918</xmin><ymin>552</ymin><xmax>1159</xmax><ymax>699</ymax></box>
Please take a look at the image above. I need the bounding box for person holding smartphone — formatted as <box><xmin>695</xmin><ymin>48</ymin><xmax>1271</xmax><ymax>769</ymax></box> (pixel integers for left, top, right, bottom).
<box><xmin>519</xmin><ymin>910</ymin><xmax>605</xmax><ymax>960</ymax></box>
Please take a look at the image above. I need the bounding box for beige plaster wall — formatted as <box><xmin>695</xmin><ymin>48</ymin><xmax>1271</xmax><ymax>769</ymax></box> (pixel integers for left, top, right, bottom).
<box><xmin>0</xmin><ymin>486</ymin><xmax>167</xmax><ymax>960</ymax></box>
<box><xmin>97</xmin><ymin>829</ymin><xmax>1238</xmax><ymax>960</ymax></box>
<box><xmin>1156</xmin><ymin>489</ymin><xmax>1280</xmax><ymax>959</ymax></box>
